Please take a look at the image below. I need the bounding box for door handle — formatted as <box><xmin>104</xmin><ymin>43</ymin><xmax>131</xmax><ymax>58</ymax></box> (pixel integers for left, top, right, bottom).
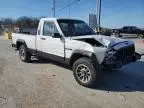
<box><xmin>40</xmin><ymin>38</ymin><xmax>46</xmax><ymax>40</ymax></box>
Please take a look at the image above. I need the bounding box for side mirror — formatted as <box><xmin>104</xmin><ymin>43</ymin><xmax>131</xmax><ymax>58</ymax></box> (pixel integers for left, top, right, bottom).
<box><xmin>52</xmin><ymin>33</ymin><xmax>61</xmax><ymax>38</ymax></box>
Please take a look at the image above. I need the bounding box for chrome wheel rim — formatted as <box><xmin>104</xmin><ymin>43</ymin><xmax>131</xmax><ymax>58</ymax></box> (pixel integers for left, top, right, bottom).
<box><xmin>76</xmin><ymin>64</ymin><xmax>91</xmax><ymax>83</ymax></box>
<box><xmin>19</xmin><ymin>49</ymin><xmax>25</xmax><ymax>60</ymax></box>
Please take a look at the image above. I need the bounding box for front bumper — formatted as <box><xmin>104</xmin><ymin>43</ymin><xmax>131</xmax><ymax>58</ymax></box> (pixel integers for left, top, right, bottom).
<box><xmin>102</xmin><ymin>52</ymin><xmax>141</xmax><ymax>69</ymax></box>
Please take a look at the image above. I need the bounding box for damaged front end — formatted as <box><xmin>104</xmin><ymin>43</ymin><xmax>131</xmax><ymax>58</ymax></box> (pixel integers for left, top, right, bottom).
<box><xmin>71</xmin><ymin>35</ymin><xmax>141</xmax><ymax>69</ymax></box>
<box><xmin>102</xmin><ymin>41</ymin><xmax>141</xmax><ymax>69</ymax></box>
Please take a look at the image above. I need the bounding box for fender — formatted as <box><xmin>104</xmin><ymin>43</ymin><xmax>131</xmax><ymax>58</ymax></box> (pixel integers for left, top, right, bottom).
<box><xmin>69</xmin><ymin>49</ymin><xmax>99</xmax><ymax>67</ymax></box>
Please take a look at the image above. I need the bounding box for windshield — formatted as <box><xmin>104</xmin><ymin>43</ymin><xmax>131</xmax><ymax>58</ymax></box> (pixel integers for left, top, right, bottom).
<box><xmin>57</xmin><ymin>19</ymin><xmax>96</xmax><ymax>37</ymax></box>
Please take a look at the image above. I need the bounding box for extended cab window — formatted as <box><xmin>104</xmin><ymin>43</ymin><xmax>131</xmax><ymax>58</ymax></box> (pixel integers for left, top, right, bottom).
<box><xmin>43</xmin><ymin>22</ymin><xmax>59</xmax><ymax>36</ymax></box>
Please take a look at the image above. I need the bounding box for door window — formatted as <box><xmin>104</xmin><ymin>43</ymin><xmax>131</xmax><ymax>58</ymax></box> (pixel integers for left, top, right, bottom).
<box><xmin>43</xmin><ymin>22</ymin><xmax>59</xmax><ymax>36</ymax></box>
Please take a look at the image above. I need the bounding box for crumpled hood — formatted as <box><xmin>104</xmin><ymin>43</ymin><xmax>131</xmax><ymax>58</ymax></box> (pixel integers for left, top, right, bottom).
<box><xmin>71</xmin><ymin>35</ymin><xmax>134</xmax><ymax>48</ymax></box>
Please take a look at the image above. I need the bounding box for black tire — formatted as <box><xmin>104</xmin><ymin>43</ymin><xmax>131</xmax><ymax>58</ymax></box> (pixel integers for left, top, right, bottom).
<box><xmin>73</xmin><ymin>57</ymin><xmax>101</xmax><ymax>87</ymax></box>
<box><xmin>19</xmin><ymin>45</ymin><xmax>31</xmax><ymax>62</ymax></box>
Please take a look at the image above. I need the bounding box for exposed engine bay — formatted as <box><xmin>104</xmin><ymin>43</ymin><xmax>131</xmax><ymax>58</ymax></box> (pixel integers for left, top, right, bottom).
<box><xmin>74</xmin><ymin>38</ymin><xmax>104</xmax><ymax>47</ymax></box>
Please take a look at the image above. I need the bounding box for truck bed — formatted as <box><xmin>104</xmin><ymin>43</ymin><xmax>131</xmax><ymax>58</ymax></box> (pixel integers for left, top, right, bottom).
<box><xmin>12</xmin><ymin>33</ymin><xmax>36</xmax><ymax>50</ymax></box>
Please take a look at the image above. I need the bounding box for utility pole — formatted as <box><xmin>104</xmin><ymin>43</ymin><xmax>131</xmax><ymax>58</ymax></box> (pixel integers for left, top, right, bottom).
<box><xmin>96</xmin><ymin>0</ymin><xmax>101</xmax><ymax>34</ymax></box>
<box><xmin>53</xmin><ymin>0</ymin><xmax>56</xmax><ymax>17</ymax></box>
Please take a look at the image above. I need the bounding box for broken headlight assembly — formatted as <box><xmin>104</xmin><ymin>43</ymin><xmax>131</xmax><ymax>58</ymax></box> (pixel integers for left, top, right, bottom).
<box><xmin>105</xmin><ymin>48</ymin><xmax>116</xmax><ymax>57</ymax></box>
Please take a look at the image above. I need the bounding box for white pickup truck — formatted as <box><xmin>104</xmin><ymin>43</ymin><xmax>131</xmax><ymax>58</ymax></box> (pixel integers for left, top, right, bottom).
<box><xmin>12</xmin><ymin>18</ymin><xmax>141</xmax><ymax>87</ymax></box>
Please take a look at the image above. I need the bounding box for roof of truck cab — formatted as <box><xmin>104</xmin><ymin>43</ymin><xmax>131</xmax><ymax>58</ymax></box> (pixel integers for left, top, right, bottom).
<box><xmin>40</xmin><ymin>18</ymin><xmax>83</xmax><ymax>21</ymax></box>
<box><xmin>40</xmin><ymin>18</ymin><xmax>58</xmax><ymax>21</ymax></box>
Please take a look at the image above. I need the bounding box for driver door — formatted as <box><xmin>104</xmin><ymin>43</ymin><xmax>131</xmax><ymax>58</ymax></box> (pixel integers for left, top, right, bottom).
<box><xmin>40</xmin><ymin>21</ymin><xmax>65</xmax><ymax>61</ymax></box>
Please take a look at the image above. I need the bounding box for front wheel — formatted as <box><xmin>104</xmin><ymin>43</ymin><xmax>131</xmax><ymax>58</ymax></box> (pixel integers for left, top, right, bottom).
<box><xmin>73</xmin><ymin>57</ymin><xmax>101</xmax><ymax>87</ymax></box>
<box><xmin>19</xmin><ymin>45</ymin><xmax>31</xmax><ymax>62</ymax></box>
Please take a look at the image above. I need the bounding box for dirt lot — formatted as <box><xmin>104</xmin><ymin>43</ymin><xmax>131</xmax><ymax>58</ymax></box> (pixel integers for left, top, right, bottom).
<box><xmin>0</xmin><ymin>36</ymin><xmax>144</xmax><ymax>108</ymax></box>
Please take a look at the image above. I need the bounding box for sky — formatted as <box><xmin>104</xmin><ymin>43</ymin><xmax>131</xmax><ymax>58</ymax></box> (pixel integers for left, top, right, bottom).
<box><xmin>0</xmin><ymin>0</ymin><xmax>144</xmax><ymax>28</ymax></box>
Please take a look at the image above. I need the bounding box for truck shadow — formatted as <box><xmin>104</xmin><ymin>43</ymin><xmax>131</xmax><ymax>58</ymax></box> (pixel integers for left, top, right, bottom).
<box><xmin>30</xmin><ymin>58</ymin><xmax>144</xmax><ymax>92</ymax></box>
<box><xmin>30</xmin><ymin>58</ymin><xmax>70</xmax><ymax>70</ymax></box>
<box><xmin>98</xmin><ymin>61</ymin><xmax>144</xmax><ymax>92</ymax></box>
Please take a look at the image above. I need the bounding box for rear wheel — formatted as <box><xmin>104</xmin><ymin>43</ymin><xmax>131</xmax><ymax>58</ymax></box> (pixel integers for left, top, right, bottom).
<box><xmin>19</xmin><ymin>45</ymin><xmax>31</xmax><ymax>62</ymax></box>
<box><xmin>73</xmin><ymin>57</ymin><xmax>101</xmax><ymax>87</ymax></box>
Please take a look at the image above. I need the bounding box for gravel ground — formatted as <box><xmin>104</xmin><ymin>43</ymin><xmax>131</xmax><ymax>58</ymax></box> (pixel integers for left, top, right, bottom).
<box><xmin>0</xmin><ymin>37</ymin><xmax>144</xmax><ymax>108</ymax></box>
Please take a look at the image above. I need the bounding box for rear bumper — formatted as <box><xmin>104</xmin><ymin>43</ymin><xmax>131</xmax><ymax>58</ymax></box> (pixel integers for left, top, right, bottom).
<box><xmin>102</xmin><ymin>52</ymin><xmax>141</xmax><ymax>69</ymax></box>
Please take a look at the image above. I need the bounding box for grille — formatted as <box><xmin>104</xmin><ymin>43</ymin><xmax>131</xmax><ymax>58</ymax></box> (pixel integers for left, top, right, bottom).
<box><xmin>115</xmin><ymin>45</ymin><xmax>135</xmax><ymax>60</ymax></box>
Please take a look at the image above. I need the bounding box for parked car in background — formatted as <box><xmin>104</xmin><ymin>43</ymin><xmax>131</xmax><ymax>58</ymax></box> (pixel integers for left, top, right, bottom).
<box><xmin>100</xmin><ymin>27</ymin><xmax>112</xmax><ymax>36</ymax></box>
<box><xmin>113</xmin><ymin>26</ymin><xmax>144</xmax><ymax>38</ymax></box>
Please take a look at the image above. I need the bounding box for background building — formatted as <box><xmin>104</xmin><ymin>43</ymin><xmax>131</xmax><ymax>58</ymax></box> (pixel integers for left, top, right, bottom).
<box><xmin>89</xmin><ymin>14</ymin><xmax>97</xmax><ymax>31</ymax></box>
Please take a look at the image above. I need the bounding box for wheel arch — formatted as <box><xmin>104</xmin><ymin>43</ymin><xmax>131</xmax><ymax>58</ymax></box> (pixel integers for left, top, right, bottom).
<box><xmin>16</xmin><ymin>39</ymin><xmax>27</xmax><ymax>50</ymax></box>
<box><xmin>69</xmin><ymin>50</ymin><xmax>98</xmax><ymax>68</ymax></box>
